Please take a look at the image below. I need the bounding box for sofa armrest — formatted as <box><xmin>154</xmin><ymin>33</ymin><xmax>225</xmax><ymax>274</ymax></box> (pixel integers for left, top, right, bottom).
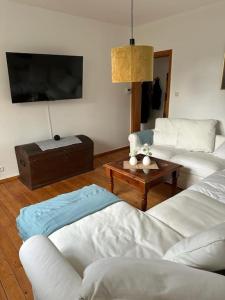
<box><xmin>128</xmin><ymin>133</ymin><xmax>142</xmax><ymax>153</ymax></box>
<box><xmin>19</xmin><ymin>235</ymin><xmax>82</xmax><ymax>300</ymax></box>
<box><xmin>80</xmin><ymin>257</ymin><xmax>225</xmax><ymax>300</ymax></box>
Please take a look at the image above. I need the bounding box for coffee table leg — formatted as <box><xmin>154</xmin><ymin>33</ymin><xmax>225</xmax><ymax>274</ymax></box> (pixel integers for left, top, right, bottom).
<box><xmin>109</xmin><ymin>174</ymin><xmax>114</xmax><ymax>193</ymax></box>
<box><xmin>105</xmin><ymin>168</ymin><xmax>114</xmax><ymax>193</ymax></box>
<box><xmin>141</xmin><ymin>189</ymin><xmax>148</xmax><ymax>211</ymax></box>
<box><xmin>171</xmin><ymin>170</ymin><xmax>178</xmax><ymax>196</ymax></box>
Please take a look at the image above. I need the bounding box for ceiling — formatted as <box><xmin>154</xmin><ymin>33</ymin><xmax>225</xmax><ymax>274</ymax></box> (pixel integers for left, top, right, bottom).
<box><xmin>11</xmin><ymin>0</ymin><xmax>223</xmax><ymax>25</ymax></box>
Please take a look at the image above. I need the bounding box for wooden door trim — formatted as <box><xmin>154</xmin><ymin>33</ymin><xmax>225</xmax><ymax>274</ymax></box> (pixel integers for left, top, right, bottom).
<box><xmin>130</xmin><ymin>82</ymin><xmax>142</xmax><ymax>133</ymax></box>
<box><xmin>131</xmin><ymin>49</ymin><xmax>173</xmax><ymax>133</ymax></box>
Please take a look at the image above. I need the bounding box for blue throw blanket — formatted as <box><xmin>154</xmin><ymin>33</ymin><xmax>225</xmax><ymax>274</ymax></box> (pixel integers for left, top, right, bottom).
<box><xmin>17</xmin><ymin>184</ymin><xmax>120</xmax><ymax>240</ymax></box>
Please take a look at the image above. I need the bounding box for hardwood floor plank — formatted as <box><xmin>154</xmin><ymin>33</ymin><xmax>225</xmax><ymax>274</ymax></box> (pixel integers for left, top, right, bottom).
<box><xmin>0</xmin><ymin>205</ymin><xmax>12</xmax><ymax>228</ymax></box>
<box><xmin>6</xmin><ymin>224</ymin><xmax>22</xmax><ymax>251</ymax></box>
<box><xmin>0</xmin><ymin>255</ymin><xmax>26</xmax><ymax>300</ymax></box>
<box><xmin>0</xmin><ymin>186</ymin><xmax>24</xmax><ymax>218</ymax></box>
<box><xmin>0</xmin><ymin>281</ymin><xmax>8</xmax><ymax>300</ymax></box>
<box><xmin>2</xmin><ymin>181</ymin><xmax>34</xmax><ymax>206</ymax></box>
<box><xmin>0</xmin><ymin>227</ymin><xmax>32</xmax><ymax>299</ymax></box>
<box><xmin>14</xmin><ymin>267</ymin><xmax>33</xmax><ymax>300</ymax></box>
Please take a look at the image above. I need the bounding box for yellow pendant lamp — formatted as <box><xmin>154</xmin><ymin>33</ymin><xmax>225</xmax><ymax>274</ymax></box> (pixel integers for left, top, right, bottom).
<box><xmin>111</xmin><ymin>0</ymin><xmax>154</xmax><ymax>83</ymax></box>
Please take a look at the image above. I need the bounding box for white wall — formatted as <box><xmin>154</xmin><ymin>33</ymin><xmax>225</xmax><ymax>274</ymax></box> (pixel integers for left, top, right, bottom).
<box><xmin>136</xmin><ymin>1</ymin><xmax>225</xmax><ymax>133</ymax></box>
<box><xmin>0</xmin><ymin>0</ymin><xmax>130</xmax><ymax>179</ymax></box>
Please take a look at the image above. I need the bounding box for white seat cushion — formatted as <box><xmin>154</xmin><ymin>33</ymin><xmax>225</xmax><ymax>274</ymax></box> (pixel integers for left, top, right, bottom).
<box><xmin>146</xmin><ymin>190</ymin><xmax>225</xmax><ymax>237</ymax></box>
<box><xmin>189</xmin><ymin>169</ymin><xmax>225</xmax><ymax>204</ymax></box>
<box><xmin>164</xmin><ymin>222</ymin><xmax>225</xmax><ymax>271</ymax></box>
<box><xmin>49</xmin><ymin>202</ymin><xmax>182</xmax><ymax>275</ymax></box>
<box><xmin>149</xmin><ymin>145</ymin><xmax>176</xmax><ymax>160</ymax></box>
<box><xmin>171</xmin><ymin>152</ymin><xmax>225</xmax><ymax>177</ymax></box>
<box><xmin>150</xmin><ymin>145</ymin><xmax>185</xmax><ymax>161</ymax></box>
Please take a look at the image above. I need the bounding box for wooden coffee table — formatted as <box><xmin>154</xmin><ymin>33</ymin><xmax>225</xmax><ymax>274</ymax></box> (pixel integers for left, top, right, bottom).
<box><xmin>104</xmin><ymin>157</ymin><xmax>181</xmax><ymax>211</ymax></box>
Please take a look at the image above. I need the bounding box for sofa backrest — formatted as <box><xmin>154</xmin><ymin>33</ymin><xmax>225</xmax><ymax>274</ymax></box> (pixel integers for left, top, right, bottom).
<box><xmin>215</xmin><ymin>135</ymin><xmax>225</xmax><ymax>151</ymax></box>
<box><xmin>154</xmin><ymin>118</ymin><xmax>179</xmax><ymax>147</ymax></box>
<box><xmin>154</xmin><ymin>118</ymin><xmax>218</xmax><ymax>153</ymax></box>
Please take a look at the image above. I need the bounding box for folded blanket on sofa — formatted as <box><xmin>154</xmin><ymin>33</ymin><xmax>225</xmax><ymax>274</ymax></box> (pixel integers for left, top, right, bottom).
<box><xmin>17</xmin><ymin>184</ymin><xmax>120</xmax><ymax>240</ymax></box>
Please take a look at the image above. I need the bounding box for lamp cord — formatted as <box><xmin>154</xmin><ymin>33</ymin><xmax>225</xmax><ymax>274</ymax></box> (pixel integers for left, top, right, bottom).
<box><xmin>130</xmin><ymin>0</ymin><xmax>135</xmax><ymax>45</ymax></box>
<box><xmin>131</xmin><ymin>0</ymin><xmax>133</xmax><ymax>39</ymax></box>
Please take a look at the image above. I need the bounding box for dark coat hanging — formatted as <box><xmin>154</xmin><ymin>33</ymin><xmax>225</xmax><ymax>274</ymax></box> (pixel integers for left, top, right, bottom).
<box><xmin>141</xmin><ymin>81</ymin><xmax>152</xmax><ymax>123</ymax></box>
<box><xmin>152</xmin><ymin>78</ymin><xmax>162</xmax><ymax>110</ymax></box>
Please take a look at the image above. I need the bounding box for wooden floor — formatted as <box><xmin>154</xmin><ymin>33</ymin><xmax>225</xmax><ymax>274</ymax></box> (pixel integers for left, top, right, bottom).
<box><xmin>0</xmin><ymin>149</ymin><xmax>179</xmax><ymax>299</ymax></box>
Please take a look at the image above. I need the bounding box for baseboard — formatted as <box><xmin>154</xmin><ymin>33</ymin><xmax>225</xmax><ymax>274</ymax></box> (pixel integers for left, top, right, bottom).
<box><xmin>94</xmin><ymin>145</ymin><xmax>129</xmax><ymax>158</ymax></box>
<box><xmin>0</xmin><ymin>175</ymin><xmax>18</xmax><ymax>184</ymax></box>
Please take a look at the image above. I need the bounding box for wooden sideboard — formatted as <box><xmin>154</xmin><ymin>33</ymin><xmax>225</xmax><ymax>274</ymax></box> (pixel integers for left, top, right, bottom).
<box><xmin>15</xmin><ymin>135</ymin><xmax>94</xmax><ymax>190</ymax></box>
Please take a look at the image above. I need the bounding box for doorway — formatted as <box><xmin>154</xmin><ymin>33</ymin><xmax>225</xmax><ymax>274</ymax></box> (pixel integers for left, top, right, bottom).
<box><xmin>131</xmin><ymin>49</ymin><xmax>172</xmax><ymax>132</ymax></box>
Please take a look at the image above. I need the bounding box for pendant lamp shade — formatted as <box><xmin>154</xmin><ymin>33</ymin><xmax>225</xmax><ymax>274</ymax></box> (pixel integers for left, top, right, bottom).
<box><xmin>111</xmin><ymin>0</ymin><xmax>153</xmax><ymax>83</ymax></box>
<box><xmin>111</xmin><ymin>45</ymin><xmax>154</xmax><ymax>83</ymax></box>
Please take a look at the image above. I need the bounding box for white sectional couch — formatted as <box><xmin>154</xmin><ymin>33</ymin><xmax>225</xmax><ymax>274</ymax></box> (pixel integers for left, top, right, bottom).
<box><xmin>129</xmin><ymin>118</ymin><xmax>225</xmax><ymax>188</ymax></box>
<box><xmin>19</xmin><ymin>169</ymin><xmax>225</xmax><ymax>300</ymax></box>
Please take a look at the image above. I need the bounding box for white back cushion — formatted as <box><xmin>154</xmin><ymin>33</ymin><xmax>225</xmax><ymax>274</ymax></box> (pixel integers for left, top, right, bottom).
<box><xmin>176</xmin><ymin>119</ymin><xmax>217</xmax><ymax>152</ymax></box>
<box><xmin>153</xmin><ymin>118</ymin><xmax>217</xmax><ymax>152</ymax></box>
<box><xmin>215</xmin><ymin>135</ymin><xmax>225</xmax><ymax>150</ymax></box>
<box><xmin>154</xmin><ymin>118</ymin><xmax>179</xmax><ymax>146</ymax></box>
<box><xmin>214</xmin><ymin>142</ymin><xmax>225</xmax><ymax>159</ymax></box>
<box><xmin>164</xmin><ymin>222</ymin><xmax>225</xmax><ymax>271</ymax></box>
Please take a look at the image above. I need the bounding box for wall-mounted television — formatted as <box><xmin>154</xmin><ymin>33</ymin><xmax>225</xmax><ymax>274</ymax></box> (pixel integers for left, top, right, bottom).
<box><xmin>222</xmin><ymin>55</ymin><xmax>225</xmax><ymax>90</ymax></box>
<box><xmin>6</xmin><ymin>52</ymin><xmax>83</xmax><ymax>103</ymax></box>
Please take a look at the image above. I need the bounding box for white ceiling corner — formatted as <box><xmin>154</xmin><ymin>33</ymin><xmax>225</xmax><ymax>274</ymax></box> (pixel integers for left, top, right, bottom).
<box><xmin>11</xmin><ymin>0</ymin><xmax>224</xmax><ymax>26</ymax></box>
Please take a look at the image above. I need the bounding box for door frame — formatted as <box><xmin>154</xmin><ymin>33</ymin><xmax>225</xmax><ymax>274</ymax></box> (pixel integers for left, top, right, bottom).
<box><xmin>130</xmin><ymin>49</ymin><xmax>173</xmax><ymax>133</ymax></box>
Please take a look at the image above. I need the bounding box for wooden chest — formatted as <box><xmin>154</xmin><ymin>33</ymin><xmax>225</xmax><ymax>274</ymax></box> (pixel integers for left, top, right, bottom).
<box><xmin>15</xmin><ymin>135</ymin><xmax>94</xmax><ymax>190</ymax></box>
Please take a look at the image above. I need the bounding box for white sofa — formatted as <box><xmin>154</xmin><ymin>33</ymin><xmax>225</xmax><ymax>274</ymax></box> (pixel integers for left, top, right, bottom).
<box><xmin>19</xmin><ymin>169</ymin><xmax>225</xmax><ymax>300</ymax></box>
<box><xmin>129</xmin><ymin>118</ymin><xmax>225</xmax><ymax>188</ymax></box>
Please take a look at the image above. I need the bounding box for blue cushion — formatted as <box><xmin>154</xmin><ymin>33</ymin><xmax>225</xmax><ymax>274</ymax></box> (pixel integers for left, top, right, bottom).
<box><xmin>17</xmin><ymin>184</ymin><xmax>120</xmax><ymax>240</ymax></box>
<box><xmin>136</xmin><ymin>129</ymin><xmax>154</xmax><ymax>145</ymax></box>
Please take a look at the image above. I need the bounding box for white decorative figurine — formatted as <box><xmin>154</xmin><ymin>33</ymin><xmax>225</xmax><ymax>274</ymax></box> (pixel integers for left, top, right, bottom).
<box><xmin>141</xmin><ymin>143</ymin><xmax>152</xmax><ymax>166</ymax></box>
<box><xmin>129</xmin><ymin>149</ymin><xmax>138</xmax><ymax>166</ymax></box>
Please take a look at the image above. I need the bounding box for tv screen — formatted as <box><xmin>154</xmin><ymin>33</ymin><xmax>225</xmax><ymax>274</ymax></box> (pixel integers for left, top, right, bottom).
<box><xmin>6</xmin><ymin>52</ymin><xmax>83</xmax><ymax>103</ymax></box>
<box><xmin>222</xmin><ymin>56</ymin><xmax>225</xmax><ymax>89</ymax></box>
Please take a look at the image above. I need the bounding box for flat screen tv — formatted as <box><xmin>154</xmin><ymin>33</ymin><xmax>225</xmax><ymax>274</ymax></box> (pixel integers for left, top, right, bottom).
<box><xmin>6</xmin><ymin>52</ymin><xmax>83</xmax><ymax>103</ymax></box>
<box><xmin>222</xmin><ymin>55</ymin><xmax>225</xmax><ymax>90</ymax></box>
